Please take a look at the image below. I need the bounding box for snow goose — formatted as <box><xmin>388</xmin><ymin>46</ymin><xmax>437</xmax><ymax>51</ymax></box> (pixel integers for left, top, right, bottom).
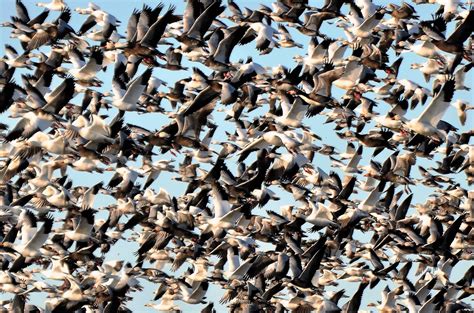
<box><xmin>36</xmin><ymin>0</ymin><xmax>66</xmax><ymax>11</ymax></box>
<box><xmin>36</xmin><ymin>184</ymin><xmax>75</xmax><ymax>208</ymax></box>
<box><xmin>333</xmin><ymin>145</ymin><xmax>363</xmax><ymax>173</ymax></box>
<box><xmin>205</xmin><ymin>25</ymin><xmax>249</xmax><ymax>71</ymax></box>
<box><xmin>11</xmin><ymin>215</ymin><xmax>53</xmax><ymax>258</ymax></box>
<box><xmin>178</xmin><ymin>0</ymin><xmax>226</xmax><ymax>47</ymax></box>
<box><xmin>69</xmin><ymin>114</ymin><xmax>114</xmax><ymax>144</ymax></box>
<box><xmin>64</xmin><ymin>209</ymin><xmax>95</xmax><ymax>242</ymax></box>
<box><xmin>67</xmin><ymin>46</ymin><xmax>104</xmax><ymax>83</ymax></box>
<box><xmin>431</xmin><ymin>10</ymin><xmax>474</xmax><ymax>54</ymax></box>
<box><xmin>5</xmin><ymin>110</ymin><xmax>59</xmax><ymax>142</ymax></box>
<box><xmin>177</xmin><ymin>280</ymin><xmax>208</xmax><ymax>304</ymax></box>
<box><xmin>80</xmin><ymin>182</ymin><xmax>103</xmax><ymax>210</ymax></box>
<box><xmin>453</xmin><ymin>99</ymin><xmax>473</xmax><ymax>126</ymax></box>
<box><xmin>26</xmin><ymin>8</ymin><xmax>76</xmax><ymax>51</ymax></box>
<box><xmin>42</xmin><ymin>256</ymin><xmax>71</xmax><ymax>280</ymax></box>
<box><xmin>410</xmin><ymin>58</ymin><xmax>445</xmax><ymax>82</ymax></box>
<box><xmin>332</xmin><ymin>59</ymin><xmax>365</xmax><ymax>90</ymax></box>
<box><xmin>237</xmin><ymin>131</ymin><xmax>299</xmax><ymax>162</ymax></box>
<box><xmin>267</xmin><ymin>96</ymin><xmax>308</xmax><ymax>128</ymax></box>
<box><xmin>344</xmin><ymin>8</ymin><xmax>387</xmax><ymax>39</ymax></box>
<box><xmin>399</xmin><ymin>38</ymin><xmax>443</xmax><ymax>59</ymax></box>
<box><xmin>112</xmin><ymin>68</ymin><xmax>153</xmax><ymax>112</ymax></box>
<box><xmin>1</xmin><ymin>45</ymin><xmax>31</xmax><ymax>69</ymax></box>
<box><xmin>299</xmin><ymin>202</ymin><xmax>339</xmax><ymax>231</ymax></box>
<box><xmin>407</xmin><ymin>77</ymin><xmax>456</xmax><ymax>139</ymax></box>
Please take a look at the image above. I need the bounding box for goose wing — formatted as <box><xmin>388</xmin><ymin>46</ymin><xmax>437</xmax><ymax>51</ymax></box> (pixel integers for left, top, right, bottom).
<box><xmin>89</xmin><ymin>114</ymin><xmax>111</xmax><ymax>137</ymax></box>
<box><xmin>211</xmin><ymin>183</ymin><xmax>231</xmax><ymax>219</ymax></box>
<box><xmin>286</xmin><ymin>97</ymin><xmax>308</xmax><ymax>121</ymax></box>
<box><xmin>183</xmin><ymin>0</ymin><xmax>203</xmax><ymax>33</ymax></box>
<box><xmin>181</xmin><ymin>85</ymin><xmax>219</xmax><ymax>116</ymax></box>
<box><xmin>446</xmin><ymin>10</ymin><xmax>474</xmax><ymax>45</ymax></box>
<box><xmin>107</xmin><ymin>171</ymin><xmax>124</xmax><ymax>189</ymax></box>
<box><xmin>5</xmin><ymin>117</ymin><xmax>33</xmax><ymax>141</ymax></box>
<box><xmin>15</xmin><ymin>0</ymin><xmax>30</xmax><ymax>23</ymax></box>
<box><xmin>42</xmin><ymin>77</ymin><xmax>75</xmax><ymax>114</ymax></box>
<box><xmin>126</xmin><ymin>9</ymin><xmax>140</xmax><ymax>42</ymax></box>
<box><xmin>340</xmin><ymin>59</ymin><xmax>363</xmax><ymax>81</ymax></box>
<box><xmin>0</xmin><ymin>80</ymin><xmax>20</xmax><ymax>113</ymax></box>
<box><xmin>79</xmin><ymin>46</ymin><xmax>103</xmax><ymax>74</ymax></box>
<box><xmin>67</xmin><ymin>46</ymin><xmax>86</xmax><ymax>69</ymax></box>
<box><xmin>74</xmin><ymin>209</ymin><xmax>95</xmax><ymax>236</ymax></box>
<box><xmin>356</xmin><ymin>9</ymin><xmax>385</xmax><ymax>33</ymax></box>
<box><xmin>417</xmin><ymin>77</ymin><xmax>455</xmax><ymax>126</ymax></box>
<box><xmin>112</xmin><ymin>75</ymin><xmax>127</xmax><ymax>99</ymax></box>
<box><xmin>122</xmin><ymin>68</ymin><xmax>152</xmax><ymax>105</ymax></box>
<box><xmin>296</xmin><ymin>243</ymin><xmax>326</xmax><ymax>287</ymax></box>
<box><xmin>237</xmin><ymin>136</ymin><xmax>270</xmax><ymax>162</ymax></box>
<box><xmin>23</xmin><ymin>215</ymin><xmax>53</xmax><ymax>254</ymax></box>
<box><xmin>27</xmin><ymin>28</ymin><xmax>53</xmax><ymax>51</ymax></box>
<box><xmin>78</xmin><ymin>14</ymin><xmax>97</xmax><ymax>35</ymax></box>
<box><xmin>20</xmin><ymin>210</ymin><xmax>38</xmax><ymax>245</ymax></box>
<box><xmin>27</xmin><ymin>9</ymin><xmax>49</xmax><ymax>27</ymax></box>
<box><xmin>81</xmin><ymin>182</ymin><xmax>103</xmax><ymax>209</ymax></box>
<box><xmin>4</xmin><ymin>45</ymin><xmax>19</xmax><ymax>59</ymax></box>
<box><xmin>140</xmin><ymin>6</ymin><xmax>178</xmax><ymax>49</ymax></box>
<box><xmin>213</xmin><ymin>25</ymin><xmax>249</xmax><ymax>64</ymax></box>
<box><xmin>342</xmin><ymin>281</ymin><xmax>369</xmax><ymax>313</ymax></box>
<box><xmin>186</xmin><ymin>0</ymin><xmax>225</xmax><ymax>40</ymax></box>
<box><xmin>345</xmin><ymin>145</ymin><xmax>363</xmax><ymax>170</ymax></box>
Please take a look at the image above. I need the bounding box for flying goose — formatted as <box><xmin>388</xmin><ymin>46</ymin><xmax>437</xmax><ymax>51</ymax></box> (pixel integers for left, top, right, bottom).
<box><xmin>124</xmin><ymin>5</ymin><xmax>179</xmax><ymax>62</ymax></box>
<box><xmin>237</xmin><ymin>131</ymin><xmax>299</xmax><ymax>162</ymax></box>
<box><xmin>36</xmin><ymin>0</ymin><xmax>66</xmax><ymax>11</ymax></box>
<box><xmin>112</xmin><ymin>68</ymin><xmax>153</xmax><ymax>111</ymax></box>
<box><xmin>0</xmin><ymin>1</ymin><xmax>472</xmax><ymax>312</ymax></box>
<box><xmin>1</xmin><ymin>215</ymin><xmax>54</xmax><ymax>258</ymax></box>
<box><xmin>178</xmin><ymin>0</ymin><xmax>226</xmax><ymax>47</ymax></box>
<box><xmin>67</xmin><ymin>46</ymin><xmax>104</xmax><ymax>82</ymax></box>
<box><xmin>1</xmin><ymin>45</ymin><xmax>31</xmax><ymax>69</ymax></box>
<box><xmin>407</xmin><ymin>77</ymin><xmax>456</xmax><ymax>139</ymax></box>
<box><xmin>26</xmin><ymin>8</ymin><xmax>76</xmax><ymax>51</ymax></box>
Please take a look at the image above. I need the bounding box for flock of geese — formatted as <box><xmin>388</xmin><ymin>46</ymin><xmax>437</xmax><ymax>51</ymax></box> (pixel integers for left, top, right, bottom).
<box><xmin>0</xmin><ymin>0</ymin><xmax>473</xmax><ymax>312</ymax></box>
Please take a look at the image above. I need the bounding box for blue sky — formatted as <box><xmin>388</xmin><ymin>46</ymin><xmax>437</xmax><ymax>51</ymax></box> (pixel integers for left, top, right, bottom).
<box><xmin>0</xmin><ymin>0</ymin><xmax>473</xmax><ymax>312</ymax></box>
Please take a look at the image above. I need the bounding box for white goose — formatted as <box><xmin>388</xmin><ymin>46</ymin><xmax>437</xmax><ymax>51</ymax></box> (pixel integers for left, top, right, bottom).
<box><xmin>344</xmin><ymin>8</ymin><xmax>386</xmax><ymax>38</ymax></box>
<box><xmin>400</xmin><ymin>38</ymin><xmax>443</xmax><ymax>59</ymax></box>
<box><xmin>112</xmin><ymin>68</ymin><xmax>153</xmax><ymax>111</ymax></box>
<box><xmin>62</xmin><ymin>275</ymin><xmax>89</xmax><ymax>302</ymax></box>
<box><xmin>267</xmin><ymin>97</ymin><xmax>308</xmax><ymax>128</ymax></box>
<box><xmin>453</xmin><ymin>99</ymin><xmax>473</xmax><ymax>126</ymax></box>
<box><xmin>67</xmin><ymin>46</ymin><xmax>104</xmax><ymax>82</ymax></box>
<box><xmin>237</xmin><ymin>131</ymin><xmax>299</xmax><ymax>161</ymax></box>
<box><xmin>70</xmin><ymin>114</ymin><xmax>114</xmax><ymax>144</ymax></box>
<box><xmin>1</xmin><ymin>45</ymin><xmax>31</xmax><ymax>68</ymax></box>
<box><xmin>41</xmin><ymin>185</ymin><xmax>75</xmax><ymax>208</ymax></box>
<box><xmin>333</xmin><ymin>60</ymin><xmax>365</xmax><ymax>90</ymax></box>
<box><xmin>301</xmin><ymin>202</ymin><xmax>339</xmax><ymax>229</ymax></box>
<box><xmin>341</xmin><ymin>145</ymin><xmax>363</xmax><ymax>173</ymax></box>
<box><xmin>177</xmin><ymin>280</ymin><xmax>208</xmax><ymax>304</ymax></box>
<box><xmin>15</xmin><ymin>216</ymin><xmax>54</xmax><ymax>257</ymax></box>
<box><xmin>42</xmin><ymin>256</ymin><xmax>71</xmax><ymax>280</ymax></box>
<box><xmin>36</xmin><ymin>0</ymin><xmax>66</xmax><ymax>11</ymax></box>
<box><xmin>407</xmin><ymin>77</ymin><xmax>456</xmax><ymax>139</ymax></box>
<box><xmin>224</xmin><ymin>247</ymin><xmax>253</xmax><ymax>280</ymax></box>
<box><xmin>410</xmin><ymin>59</ymin><xmax>445</xmax><ymax>82</ymax></box>
<box><xmin>28</xmin><ymin>131</ymin><xmax>71</xmax><ymax>155</ymax></box>
<box><xmin>360</xmin><ymin>181</ymin><xmax>385</xmax><ymax>212</ymax></box>
<box><xmin>6</xmin><ymin>110</ymin><xmax>58</xmax><ymax>141</ymax></box>
<box><xmin>64</xmin><ymin>210</ymin><xmax>95</xmax><ymax>242</ymax></box>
